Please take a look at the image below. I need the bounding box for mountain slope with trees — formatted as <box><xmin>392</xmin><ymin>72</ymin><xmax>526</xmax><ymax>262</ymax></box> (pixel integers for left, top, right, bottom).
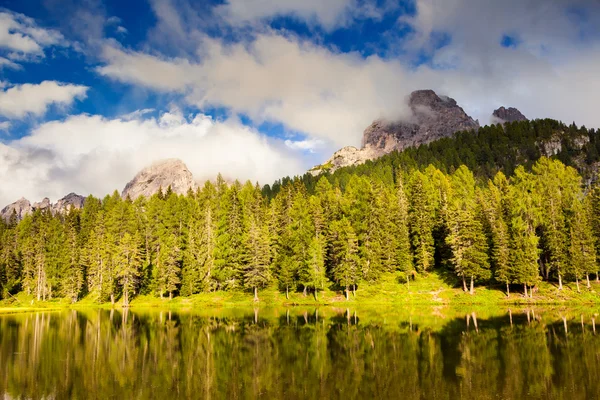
<box><xmin>1</xmin><ymin>124</ymin><xmax>600</xmax><ymax>304</ymax></box>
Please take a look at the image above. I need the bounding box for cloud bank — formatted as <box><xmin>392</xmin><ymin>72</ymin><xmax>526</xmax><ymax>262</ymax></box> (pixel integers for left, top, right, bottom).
<box><xmin>0</xmin><ymin>110</ymin><xmax>306</xmax><ymax>206</ymax></box>
<box><xmin>0</xmin><ymin>81</ymin><xmax>88</xmax><ymax>119</ymax></box>
<box><xmin>3</xmin><ymin>0</ymin><xmax>600</xmax><ymax>206</ymax></box>
<box><xmin>0</xmin><ymin>10</ymin><xmax>67</xmax><ymax>61</ymax></box>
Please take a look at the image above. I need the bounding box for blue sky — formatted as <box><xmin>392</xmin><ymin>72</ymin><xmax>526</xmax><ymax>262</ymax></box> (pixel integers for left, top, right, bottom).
<box><xmin>0</xmin><ymin>0</ymin><xmax>599</xmax><ymax>205</ymax></box>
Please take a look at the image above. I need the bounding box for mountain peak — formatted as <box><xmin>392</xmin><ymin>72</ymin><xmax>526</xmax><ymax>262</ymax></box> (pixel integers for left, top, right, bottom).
<box><xmin>493</xmin><ymin>106</ymin><xmax>527</xmax><ymax>123</ymax></box>
<box><xmin>361</xmin><ymin>89</ymin><xmax>479</xmax><ymax>153</ymax></box>
<box><xmin>121</xmin><ymin>158</ymin><xmax>196</xmax><ymax>200</ymax></box>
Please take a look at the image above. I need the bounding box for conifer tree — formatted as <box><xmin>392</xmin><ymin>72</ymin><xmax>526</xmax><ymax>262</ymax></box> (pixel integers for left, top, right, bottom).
<box><xmin>244</xmin><ymin>215</ymin><xmax>271</xmax><ymax>301</ymax></box>
<box><xmin>408</xmin><ymin>171</ymin><xmax>435</xmax><ymax>272</ymax></box>
<box><xmin>509</xmin><ymin>167</ymin><xmax>541</xmax><ymax>296</ymax></box>
<box><xmin>157</xmin><ymin>232</ymin><xmax>181</xmax><ymax>299</ymax></box>
<box><xmin>331</xmin><ymin>218</ymin><xmax>360</xmax><ymax>299</ymax></box>
<box><xmin>447</xmin><ymin>166</ymin><xmax>490</xmax><ymax>294</ymax></box>
<box><xmin>116</xmin><ymin>232</ymin><xmax>142</xmax><ymax>306</ymax></box>
<box><xmin>393</xmin><ymin>175</ymin><xmax>414</xmax><ymax>286</ymax></box>
<box><xmin>61</xmin><ymin>210</ymin><xmax>83</xmax><ymax>302</ymax></box>
<box><xmin>482</xmin><ymin>173</ymin><xmax>512</xmax><ymax>295</ymax></box>
<box><xmin>531</xmin><ymin>158</ymin><xmax>580</xmax><ymax>288</ymax></box>
<box><xmin>84</xmin><ymin>211</ymin><xmax>112</xmax><ymax>301</ymax></box>
<box><xmin>568</xmin><ymin>198</ymin><xmax>597</xmax><ymax>291</ymax></box>
<box><xmin>589</xmin><ymin>183</ymin><xmax>600</xmax><ymax>281</ymax></box>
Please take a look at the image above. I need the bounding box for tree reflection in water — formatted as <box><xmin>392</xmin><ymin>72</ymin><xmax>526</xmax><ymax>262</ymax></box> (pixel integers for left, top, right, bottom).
<box><xmin>0</xmin><ymin>308</ymin><xmax>599</xmax><ymax>399</ymax></box>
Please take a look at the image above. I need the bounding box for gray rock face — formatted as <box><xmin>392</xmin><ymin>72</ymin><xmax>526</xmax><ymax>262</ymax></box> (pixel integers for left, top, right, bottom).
<box><xmin>122</xmin><ymin>159</ymin><xmax>196</xmax><ymax>200</ymax></box>
<box><xmin>311</xmin><ymin>89</ymin><xmax>480</xmax><ymax>174</ymax></box>
<box><xmin>493</xmin><ymin>106</ymin><xmax>527</xmax><ymax>123</ymax></box>
<box><xmin>1</xmin><ymin>193</ymin><xmax>87</xmax><ymax>222</ymax></box>
<box><xmin>362</xmin><ymin>90</ymin><xmax>480</xmax><ymax>154</ymax></box>
<box><xmin>1</xmin><ymin>197</ymin><xmax>33</xmax><ymax>222</ymax></box>
<box><xmin>53</xmin><ymin>193</ymin><xmax>86</xmax><ymax>214</ymax></box>
<box><xmin>309</xmin><ymin>146</ymin><xmax>380</xmax><ymax>176</ymax></box>
<box><xmin>33</xmin><ymin>197</ymin><xmax>51</xmax><ymax>211</ymax></box>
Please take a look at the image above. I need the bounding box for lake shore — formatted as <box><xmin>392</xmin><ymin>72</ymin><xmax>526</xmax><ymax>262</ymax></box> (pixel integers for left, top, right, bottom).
<box><xmin>2</xmin><ymin>273</ymin><xmax>600</xmax><ymax>313</ymax></box>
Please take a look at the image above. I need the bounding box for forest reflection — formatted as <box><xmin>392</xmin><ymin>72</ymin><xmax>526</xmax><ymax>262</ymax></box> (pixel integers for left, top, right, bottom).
<box><xmin>0</xmin><ymin>308</ymin><xmax>599</xmax><ymax>399</ymax></box>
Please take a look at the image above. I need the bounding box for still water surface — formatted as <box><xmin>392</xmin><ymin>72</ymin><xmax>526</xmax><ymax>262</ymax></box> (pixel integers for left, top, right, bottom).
<box><xmin>0</xmin><ymin>307</ymin><xmax>599</xmax><ymax>399</ymax></box>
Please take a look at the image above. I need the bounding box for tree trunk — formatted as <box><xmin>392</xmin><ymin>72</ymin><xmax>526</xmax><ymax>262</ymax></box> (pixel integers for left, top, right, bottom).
<box><xmin>123</xmin><ymin>290</ymin><xmax>129</xmax><ymax>307</ymax></box>
<box><xmin>586</xmin><ymin>274</ymin><xmax>591</xmax><ymax>288</ymax></box>
<box><xmin>314</xmin><ymin>288</ymin><xmax>318</xmax><ymax>301</ymax></box>
<box><xmin>169</xmin><ymin>291</ymin><xmax>173</xmax><ymax>300</ymax></box>
<box><xmin>254</xmin><ymin>286</ymin><xmax>258</xmax><ymax>302</ymax></box>
<box><xmin>352</xmin><ymin>284</ymin><xmax>356</xmax><ymax>297</ymax></box>
<box><xmin>506</xmin><ymin>282</ymin><xmax>510</xmax><ymax>297</ymax></box>
<box><xmin>576</xmin><ymin>277</ymin><xmax>580</xmax><ymax>293</ymax></box>
<box><xmin>303</xmin><ymin>285</ymin><xmax>307</xmax><ymax>297</ymax></box>
<box><xmin>406</xmin><ymin>275</ymin><xmax>410</xmax><ymax>289</ymax></box>
<box><xmin>469</xmin><ymin>276</ymin><xmax>474</xmax><ymax>296</ymax></box>
<box><xmin>558</xmin><ymin>273</ymin><xmax>563</xmax><ymax>290</ymax></box>
<box><xmin>286</xmin><ymin>285</ymin><xmax>289</xmax><ymax>299</ymax></box>
<box><xmin>110</xmin><ymin>293</ymin><xmax>115</xmax><ymax>306</ymax></box>
<box><xmin>524</xmin><ymin>284</ymin><xmax>528</xmax><ymax>298</ymax></box>
<box><xmin>160</xmin><ymin>291</ymin><xmax>163</xmax><ymax>299</ymax></box>
<box><xmin>462</xmin><ymin>276</ymin><xmax>467</xmax><ymax>292</ymax></box>
<box><xmin>596</xmin><ymin>271</ymin><xmax>599</xmax><ymax>282</ymax></box>
<box><xmin>345</xmin><ymin>286</ymin><xmax>349</xmax><ymax>300</ymax></box>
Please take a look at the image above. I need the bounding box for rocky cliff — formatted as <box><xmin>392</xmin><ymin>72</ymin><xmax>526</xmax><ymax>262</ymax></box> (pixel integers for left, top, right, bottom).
<box><xmin>311</xmin><ymin>89</ymin><xmax>480</xmax><ymax>175</ymax></box>
<box><xmin>121</xmin><ymin>159</ymin><xmax>196</xmax><ymax>200</ymax></box>
<box><xmin>492</xmin><ymin>106</ymin><xmax>527</xmax><ymax>123</ymax></box>
<box><xmin>1</xmin><ymin>198</ymin><xmax>33</xmax><ymax>222</ymax></box>
<box><xmin>53</xmin><ymin>193</ymin><xmax>86</xmax><ymax>214</ymax></box>
<box><xmin>1</xmin><ymin>192</ymin><xmax>86</xmax><ymax>222</ymax></box>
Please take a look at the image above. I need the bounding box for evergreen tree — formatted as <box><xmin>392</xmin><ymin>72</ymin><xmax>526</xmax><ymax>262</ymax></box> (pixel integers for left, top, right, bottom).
<box><xmin>393</xmin><ymin>175</ymin><xmax>414</xmax><ymax>286</ymax></box>
<box><xmin>447</xmin><ymin>166</ymin><xmax>491</xmax><ymax>294</ymax></box>
<box><xmin>330</xmin><ymin>218</ymin><xmax>360</xmax><ymax>299</ymax></box>
<box><xmin>115</xmin><ymin>232</ymin><xmax>142</xmax><ymax>306</ymax></box>
<box><xmin>568</xmin><ymin>198</ymin><xmax>597</xmax><ymax>291</ymax></box>
<box><xmin>531</xmin><ymin>158</ymin><xmax>580</xmax><ymax>288</ymax></box>
<box><xmin>589</xmin><ymin>183</ymin><xmax>600</xmax><ymax>281</ymax></box>
<box><xmin>408</xmin><ymin>171</ymin><xmax>435</xmax><ymax>272</ymax></box>
<box><xmin>482</xmin><ymin>173</ymin><xmax>512</xmax><ymax>295</ymax></box>
<box><xmin>157</xmin><ymin>232</ymin><xmax>181</xmax><ymax>299</ymax></box>
<box><xmin>61</xmin><ymin>210</ymin><xmax>83</xmax><ymax>302</ymax></box>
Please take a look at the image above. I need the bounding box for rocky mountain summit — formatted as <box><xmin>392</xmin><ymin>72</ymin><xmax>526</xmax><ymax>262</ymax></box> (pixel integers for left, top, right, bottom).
<box><xmin>493</xmin><ymin>106</ymin><xmax>527</xmax><ymax>123</ymax></box>
<box><xmin>1</xmin><ymin>193</ymin><xmax>86</xmax><ymax>222</ymax></box>
<box><xmin>362</xmin><ymin>90</ymin><xmax>480</xmax><ymax>153</ymax></box>
<box><xmin>310</xmin><ymin>89</ymin><xmax>480</xmax><ymax>175</ymax></box>
<box><xmin>53</xmin><ymin>193</ymin><xmax>86</xmax><ymax>214</ymax></box>
<box><xmin>121</xmin><ymin>159</ymin><xmax>196</xmax><ymax>200</ymax></box>
<box><xmin>1</xmin><ymin>198</ymin><xmax>33</xmax><ymax>222</ymax></box>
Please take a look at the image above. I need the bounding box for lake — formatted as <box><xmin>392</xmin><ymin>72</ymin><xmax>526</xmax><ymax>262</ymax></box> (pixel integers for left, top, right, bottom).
<box><xmin>0</xmin><ymin>307</ymin><xmax>599</xmax><ymax>399</ymax></box>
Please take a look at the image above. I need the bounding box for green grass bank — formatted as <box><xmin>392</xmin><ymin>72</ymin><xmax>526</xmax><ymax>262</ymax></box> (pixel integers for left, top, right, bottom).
<box><xmin>2</xmin><ymin>273</ymin><xmax>600</xmax><ymax>314</ymax></box>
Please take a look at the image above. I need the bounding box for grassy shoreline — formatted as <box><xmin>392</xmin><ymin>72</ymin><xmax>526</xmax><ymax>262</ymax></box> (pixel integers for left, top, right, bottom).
<box><xmin>2</xmin><ymin>273</ymin><xmax>600</xmax><ymax>314</ymax></box>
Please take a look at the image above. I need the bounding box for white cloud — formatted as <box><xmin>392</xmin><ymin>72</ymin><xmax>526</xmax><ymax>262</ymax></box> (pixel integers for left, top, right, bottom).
<box><xmin>98</xmin><ymin>35</ymin><xmax>416</xmax><ymax>147</ymax></box>
<box><xmin>120</xmin><ymin>108</ymin><xmax>155</xmax><ymax>121</ymax></box>
<box><xmin>0</xmin><ymin>56</ymin><xmax>20</xmax><ymax>70</ymax></box>
<box><xmin>0</xmin><ymin>121</ymin><xmax>10</xmax><ymax>131</ymax></box>
<box><xmin>216</xmin><ymin>0</ymin><xmax>355</xmax><ymax>30</ymax></box>
<box><xmin>0</xmin><ymin>110</ymin><xmax>306</xmax><ymax>206</ymax></box>
<box><xmin>285</xmin><ymin>138</ymin><xmax>325</xmax><ymax>153</ymax></box>
<box><xmin>0</xmin><ymin>11</ymin><xmax>67</xmax><ymax>60</ymax></box>
<box><xmin>0</xmin><ymin>81</ymin><xmax>88</xmax><ymax>119</ymax></box>
<box><xmin>97</xmin><ymin>0</ymin><xmax>600</xmax><ymax>149</ymax></box>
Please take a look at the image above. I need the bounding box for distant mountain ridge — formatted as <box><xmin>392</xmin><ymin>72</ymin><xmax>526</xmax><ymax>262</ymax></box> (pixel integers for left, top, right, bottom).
<box><xmin>2</xmin><ymin>159</ymin><xmax>200</xmax><ymax>221</ymax></box>
<box><xmin>310</xmin><ymin>90</ymin><xmax>526</xmax><ymax>175</ymax></box>
<box><xmin>1</xmin><ymin>193</ymin><xmax>86</xmax><ymax>222</ymax></box>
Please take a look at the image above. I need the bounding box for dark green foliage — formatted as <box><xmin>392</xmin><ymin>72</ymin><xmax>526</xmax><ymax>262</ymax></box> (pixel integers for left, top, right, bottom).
<box><xmin>1</xmin><ymin>118</ymin><xmax>600</xmax><ymax>301</ymax></box>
